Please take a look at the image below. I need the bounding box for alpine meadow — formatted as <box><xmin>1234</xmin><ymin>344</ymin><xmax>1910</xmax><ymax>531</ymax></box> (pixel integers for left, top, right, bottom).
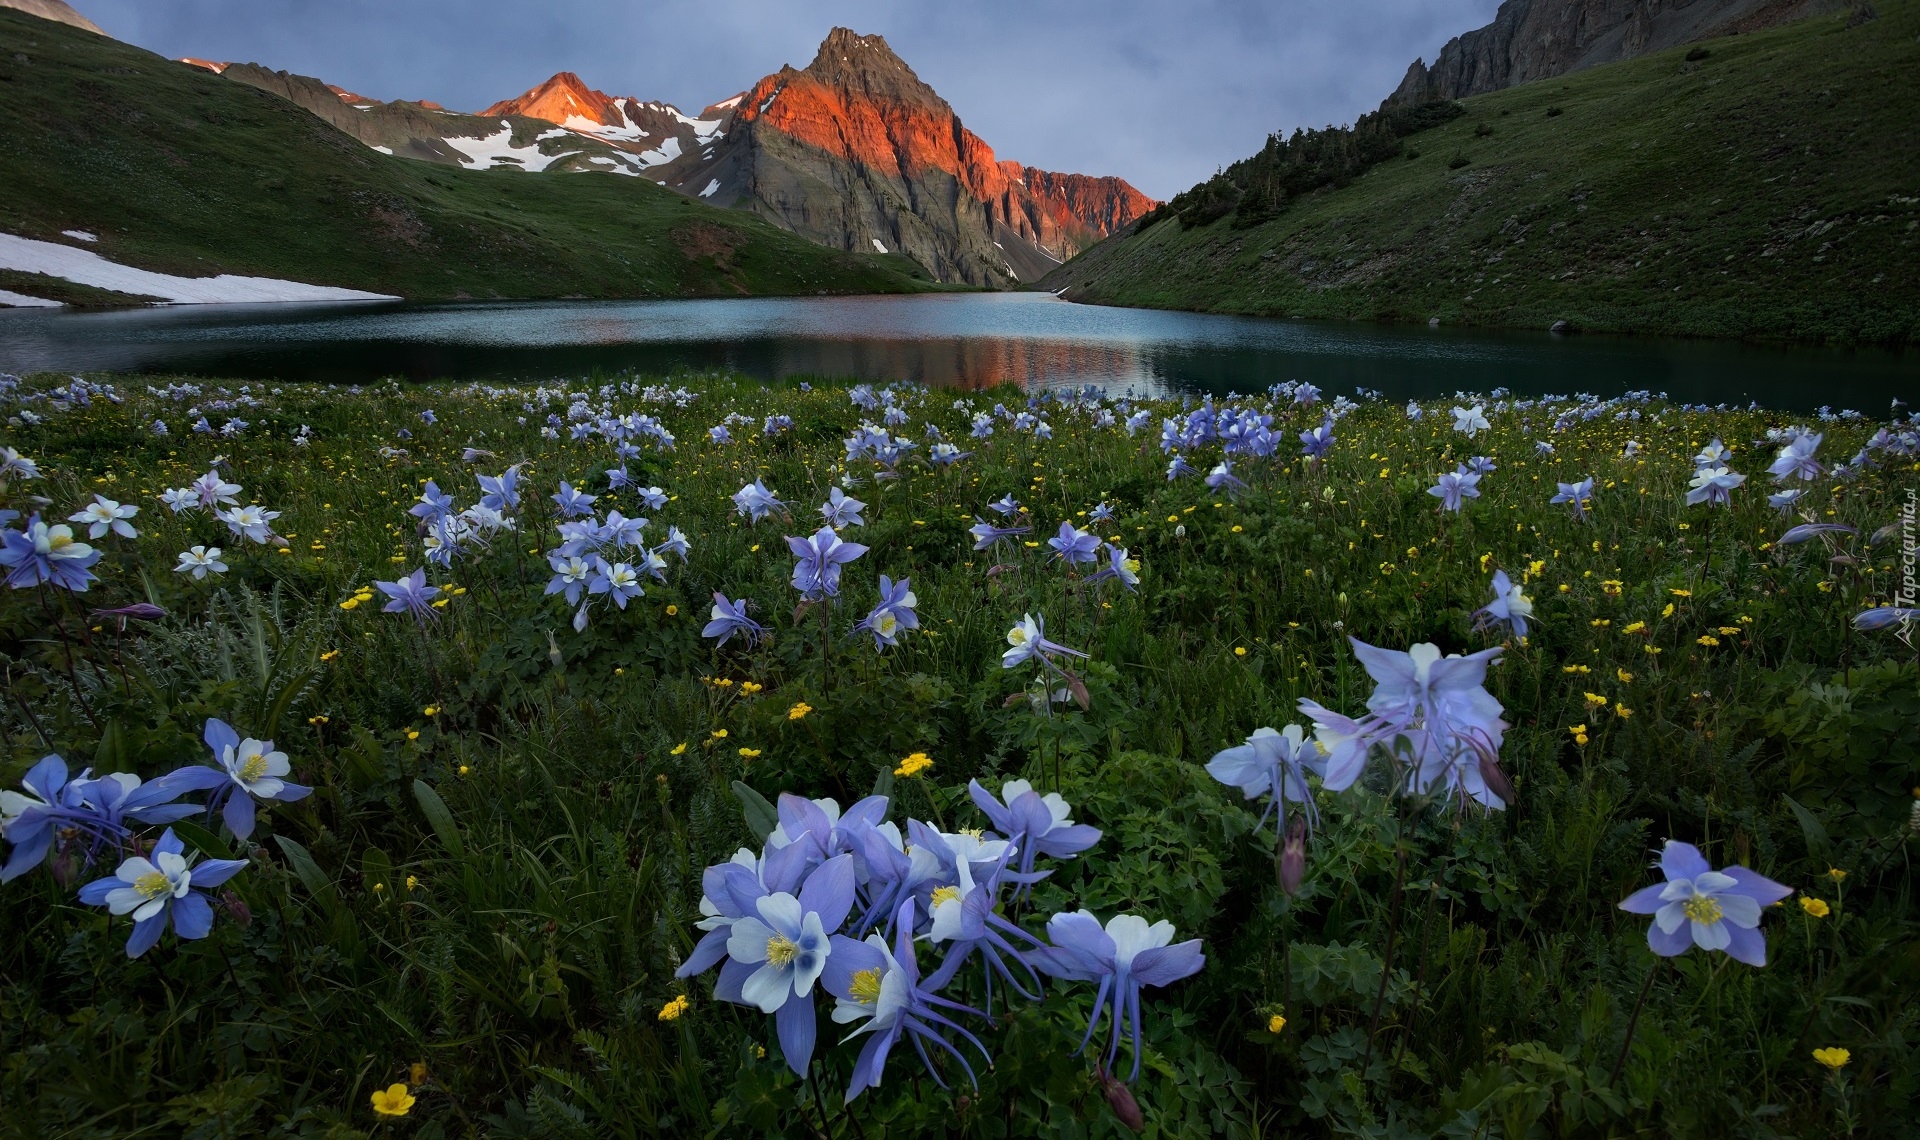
<box><xmin>3</xmin><ymin>0</ymin><xmax>1920</xmax><ymax>1136</ymax></box>
<box><xmin>1</xmin><ymin>374</ymin><xmax>1916</xmax><ymax>1137</ymax></box>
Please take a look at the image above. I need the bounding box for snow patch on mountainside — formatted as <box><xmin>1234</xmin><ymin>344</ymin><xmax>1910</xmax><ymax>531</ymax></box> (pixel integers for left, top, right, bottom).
<box><xmin>0</xmin><ymin>234</ymin><xmax>399</xmax><ymax>304</ymax></box>
<box><xmin>872</xmin><ymin>239</ymin><xmax>888</xmax><ymax>253</ymax></box>
<box><xmin>441</xmin><ymin>123</ymin><xmax>571</xmax><ymax>171</ymax></box>
<box><xmin>61</xmin><ymin>230</ymin><xmax>98</xmax><ymax>243</ymax></box>
<box><xmin>635</xmin><ymin>137</ymin><xmax>683</xmax><ymax>168</ymax></box>
<box><xmin>698</xmin><ymin>179</ymin><xmax>721</xmax><ymax>198</ymax></box>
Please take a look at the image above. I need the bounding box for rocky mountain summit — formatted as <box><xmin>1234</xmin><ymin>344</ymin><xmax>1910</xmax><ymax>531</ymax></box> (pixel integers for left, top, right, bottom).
<box><xmin>1386</xmin><ymin>0</ymin><xmax>1843</xmax><ymax>105</ymax></box>
<box><xmin>704</xmin><ymin>29</ymin><xmax>1156</xmax><ymax>287</ymax></box>
<box><xmin>171</xmin><ymin>28</ymin><xmax>1152</xmax><ymax>288</ymax></box>
<box><xmin>0</xmin><ymin>0</ymin><xmax>98</xmax><ymax>35</ymax></box>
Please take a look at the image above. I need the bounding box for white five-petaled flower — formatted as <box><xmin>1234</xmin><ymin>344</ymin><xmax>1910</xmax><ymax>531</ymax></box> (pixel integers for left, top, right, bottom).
<box><xmin>1451</xmin><ymin>404</ymin><xmax>1490</xmax><ymax>436</ymax></box>
<box><xmin>174</xmin><ymin>546</ymin><xmax>227</xmax><ymax>579</ymax></box>
<box><xmin>70</xmin><ymin>495</ymin><xmax>139</xmax><ymax>539</ymax></box>
<box><xmin>216</xmin><ymin>504</ymin><xmax>281</xmax><ymax>544</ymax></box>
<box><xmin>219</xmin><ymin>736</ymin><xmax>294</xmax><ymax>799</ymax></box>
<box><xmin>101</xmin><ymin>849</ymin><xmax>194</xmax><ymax>922</ymax></box>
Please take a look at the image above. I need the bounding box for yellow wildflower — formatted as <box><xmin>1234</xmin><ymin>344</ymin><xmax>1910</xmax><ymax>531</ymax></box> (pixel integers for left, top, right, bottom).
<box><xmin>1800</xmin><ymin>897</ymin><xmax>1829</xmax><ymax>918</ymax></box>
<box><xmin>739</xmin><ymin>748</ymin><xmax>761</xmax><ymax>759</ymax></box>
<box><xmin>670</xmin><ymin>742</ymin><xmax>687</xmax><ymax>755</ymax></box>
<box><xmin>788</xmin><ymin>702</ymin><xmax>813</xmax><ymax>721</ymax></box>
<box><xmin>1812</xmin><ymin>1047</ymin><xmax>1850</xmax><ymax>1070</ymax></box>
<box><xmin>894</xmin><ymin>751</ymin><xmax>933</xmax><ymax>778</ymax></box>
<box><xmin>1267</xmin><ymin>1014</ymin><xmax>1287</xmax><ymax>1034</ymax></box>
<box><xmin>658</xmin><ymin>995</ymin><xmax>691</xmax><ymax>1022</ymax></box>
<box><xmin>370</xmin><ymin>1084</ymin><xmax>415</xmax><ymax>1117</ymax></box>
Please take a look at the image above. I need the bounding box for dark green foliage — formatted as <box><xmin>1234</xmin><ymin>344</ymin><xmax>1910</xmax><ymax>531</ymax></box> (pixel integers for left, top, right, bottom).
<box><xmin>1147</xmin><ymin>100</ymin><xmax>1466</xmax><ymax>231</ymax></box>
<box><xmin>1044</xmin><ymin>3</ymin><xmax>1920</xmax><ymax>346</ymax></box>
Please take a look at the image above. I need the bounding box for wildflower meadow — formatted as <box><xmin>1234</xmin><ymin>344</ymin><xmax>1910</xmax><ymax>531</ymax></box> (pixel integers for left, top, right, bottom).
<box><xmin>1</xmin><ymin>371</ymin><xmax>1917</xmax><ymax>1138</ymax></box>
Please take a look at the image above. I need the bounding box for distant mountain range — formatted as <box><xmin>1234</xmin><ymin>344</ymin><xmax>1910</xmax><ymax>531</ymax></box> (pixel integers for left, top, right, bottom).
<box><xmin>175</xmin><ymin>28</ymin><xmax>1157</xmax><ymax>288</ymax></box>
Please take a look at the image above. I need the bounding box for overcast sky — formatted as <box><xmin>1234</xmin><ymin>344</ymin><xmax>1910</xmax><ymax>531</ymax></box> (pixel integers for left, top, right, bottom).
<box><xmin>79</xmin><ymin>0</ymin><xmax>1502</xmax><ymax>199</ymax></box>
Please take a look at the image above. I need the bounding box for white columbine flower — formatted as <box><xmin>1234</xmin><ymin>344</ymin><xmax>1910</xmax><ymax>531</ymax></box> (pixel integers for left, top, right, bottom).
<box><xmin>174</xmin><ymin>546</ymin><xmax>227</xmax><ymax>579</ymax></box>
<box><xmin>70</xmin><ymin>495</ymin><xmax>139</xmax><ymax>539</ymax></box>
<box><xmin>216</xmin><ymin>505</ymin><xmax>280</xmax><ymax>544</ymax></box>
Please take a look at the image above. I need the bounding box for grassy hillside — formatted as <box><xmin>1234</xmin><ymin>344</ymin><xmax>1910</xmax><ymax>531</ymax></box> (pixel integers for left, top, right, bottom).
<box><xmin>1042</xmin><ymin>3</ymin><xmax>1920</xmax><ymax>345</ymax></box>
<box><xmin>0</xmin><ymin>9</ymin><xmax>936</xmax><ymax>301</ymax></box>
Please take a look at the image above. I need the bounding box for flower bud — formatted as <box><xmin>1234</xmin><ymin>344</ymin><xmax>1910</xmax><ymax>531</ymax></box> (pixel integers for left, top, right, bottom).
<box><xmin>90</xmin><ymin>602</ymin><xmax>166</xmax><ymax>622</ymax></box>
<box><xmin>1277</xmin><ymin>815</ymin><xmax>1307</xmax><ymax>897</ymax></box>
<box><xmin>1477</xmin><ymin>753</ymin><xmax>1515</xmax><ymax>807</ymax></box>
<box><xmin>221</xmin><ymin>888</ymin><xmax>253</xmax><ymax>928</ymax></box>
<box><xmin>1096</xmin><ymin>1067</ymin><xmax>1144</xmax><ymax>1133</ymax></box>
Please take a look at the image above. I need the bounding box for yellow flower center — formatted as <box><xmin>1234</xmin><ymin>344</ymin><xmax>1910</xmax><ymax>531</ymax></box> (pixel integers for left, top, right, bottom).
<box><xmin>877</xmin><ymin>613</ymin><xmax>898</xmax><ymax>636</ymax></box>
<box><xmin>929</xmin><ymin>886</ymin><xmax>961</xmax><ymax>908</ymax></box>
<box><xmin>1007</xmin><ymin>626</ymin><xmax>1028</xmax><ymax>646</ymax></box>
<box><xmin>49</xmin><ymin>534</ymin><xmax>72</xmax><ymax>551</ymax></box>
<box><xmin>766</xmin><ymin>934</ymin><xmax>798</xmax><ymax>967</ymax></box>
<box><xmin>134</xmin><ymin>870</ymin><xmax>171</xmax><ymax>899</ymax></box>
<box><xmin>238</xmin><ymin>753</ymin><xmax>269</xmax><ymax>782</ymax></box>
<box><xmin>1682</xmin><ymin>895</ymin><xmax>1723</xmax><ymax>925</ymax></box>
<box><xmin>849</xmin><ymin>968</ymin><xmax>884</xmax><ymax>1005</ymax></box>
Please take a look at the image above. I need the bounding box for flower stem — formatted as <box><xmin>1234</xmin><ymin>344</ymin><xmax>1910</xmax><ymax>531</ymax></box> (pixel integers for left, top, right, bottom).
<box><xmin>1609</xmin><ymin>958</ymin><xmax>1662</xmax><ymax>1088</ymax></box>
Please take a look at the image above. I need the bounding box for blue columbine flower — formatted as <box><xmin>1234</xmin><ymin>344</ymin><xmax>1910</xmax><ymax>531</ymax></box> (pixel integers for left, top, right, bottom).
<box><xmin>988</xmin><ymin>495</ymin><xmax>1022</xmax><ymax>518</ymax></box>
<box><xmin>1617</xmin><ymin>840</ymin><xmax>1791</xmax><ymax>965</ymax></box>
<box><xmin>552</xmin><ymin>481</ymin><xmax>597</xmax><ymax>518</ymax></box>
<box><xmin>1034</xmin><ymin>911</ymin><xmax>1206</xmax><ymax>1082</ymax></box>
<box><xmin>1550</xmin><ymin>476</ymin><xmax>1594</xmax><ymax>520</ymax></box>
<box><xmin>1204</xmin><ymin>726</ymin><xmax>1324</xmax><ymax>833</ymax></box>
<box><xmin>76</xmin><ymin>828</ymin><xmax>248</xmax><ymax>958</ymax></box>
<box><xmin>820</xmin><ymin>487</ymin><xmax>867</xmax><ymax>529</ymax></box>
<box><xmin>824</xmin><ymin>899</ymin><xmax>992</xmax><ymax>1100</ymax></box>
<box><xmin>545</xmin><ymin>554</ymin><xmax>595</xmax><ymax>605</ymax></box>
<box><xmin>1206</xmin><ymin>459</ymin><xmax>1248</xmax><ymax>496</ymax></box>
<box><xmin>588</xmin><ymin>559</ymin><xmax>644</xmax><ymax>609</ymax></box>
<box><xmin>638</xmin><ymin>485</ymin><xmax>668</xmax><ymax>510</ymax></box>
<box><xmin>1166</xmin><ymin>455</ymin><xmax>1198</xmax><ymax>481</ymax></box>
<box><xmin>1088</xmin><ymin>502</ymin><xmax>1116</xmax><ymax>526</ymax></box>
<box><xmin>733</xmin><ymin>479</ymin><xmax>786</xmax><ymax>522</ymax></box>
<box><xmin>1047</xmin><ymin>521</ymin><xmax>1101</xmax><ymax>567</ymax></box>
<box><xmin>966</xmin><ymin>779</ymin><xmax>1101</xmax><ymax>891</ymax></box>
<box><xmin>703</xmin><ymin>592</ymin><xmax>767</xmax><ymax>647</ymax></box>
<box><xmin>1854</xmin><ymin>606</ymin><xmax>1919</xmax><ymax>631</ymax></box>
<box><xmin>477</xmin><ymin>466</ymin><xmax>522</xmax><ymax>513</ymax></box>
<box><xmin>1001</xmin><ymin>613</ymin><xmax>1088</xmax><ymax>673</ymax></box>
<box><xmin>1473</xmin><ymin>569</ymin><xmax>1534</xmax><ymax>638</ymax></box>
<box><xmin>853</xmin><ymin>574</ymin><xmax>919</xmax><ymax>651</ymax></box>
<box><xmin>716</xmin><ymin>854</ymin><xmax>857</xmax><ymax>1075</ymax></box>
<box><xmin>1086</xmin><ymin>545</ymin><xmax>1141</xmax><ymax>592</ymax></box>
<box><xmin>1</xmin><ymin>515</ymin><xmax>101</xmax><ymax>592</ymax></box>
<box><xmin>1685</xmin><ymin>465</ymin><xmax>1745</xmax><ymax>507</ymax></box>
<box><xmin>788</xmin><ymin>526</ymin><xmax>868</xmax><ymax>600</ymax></box>
<box><xmin>968</xmin><ymin>518</ymin><xmax>1029</xmax><ymax>552</ymax></box>
<box><xmin>409</xmin><ymin>480</ymin><xmax>454</xmax><ymax>523</ymax></box>
<box><xmin>376</xmin><ymin>568</ymin><xmax>442</xmax><ymax>623</ymax></box>
<box><xmin>1299</xmin><ymin>418</ymin><xmax>1335</xmax><ymax>462</ymax></box>
<box><xmin>153</xmin><ymin>719</ymin><xmax>313</xmax><ymax>841</ymax></box>
<box><xmin>1767</xmin><ymin>432</ymin><xmax>1825</xmax><ymax>482</ymax></box>
<box><xmin>1428</xmin><ymin>468</ymin><xmax>1482</xmax><ymax>513</ymax></box>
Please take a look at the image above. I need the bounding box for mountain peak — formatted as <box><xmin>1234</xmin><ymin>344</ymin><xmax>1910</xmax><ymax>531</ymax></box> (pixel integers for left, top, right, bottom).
<box><xmin>0</xmin><ymin>0</ymin><xmax>103</xmax><ymax>35</ymax></box>
<box><xmin>798</xmin><ymin>27</ymin><xmax>945</xmax><ymax>110</ymax></box>
<box><xmin>480</xmin><ymin>71</ymin><xmax>626</xmax><ymax>126</ymax></box>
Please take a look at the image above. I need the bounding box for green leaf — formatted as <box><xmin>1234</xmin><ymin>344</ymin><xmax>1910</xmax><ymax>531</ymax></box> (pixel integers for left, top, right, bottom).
<box><xmin>731</xmin><ymin>780</ymin><xmax>778</xmax><ymax>843</ymax></box>
<box><xmin>413</xmin><ymin>779</ymin><xmax>465</xmax><ymax>858</ymax></box>
<box><xmin>870</xmin><ymin>765</ymin><xmax>896</xmax><ymax>802</ymax></box>
<box><xmin>1782</xmin><ymin>793</ymin><xmax>1829</xmax><ymax>860</ymax></box>
<box><xmin>272</xmin><ymin>834</ymin><xmax>339</xmax><ymax>909</ymax></box>
<box><xmin>172</xmin><ymin>820</ymin><xmax>235</xmax><ymax>861</ymax></box>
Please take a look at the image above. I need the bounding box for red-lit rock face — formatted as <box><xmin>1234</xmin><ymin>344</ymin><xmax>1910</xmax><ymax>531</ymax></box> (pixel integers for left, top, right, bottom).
<box><xmin>732</xmin><ymin>28</ymin><xmax>1154</xmax><ymax>266</ymax></box>
<box><xmin>482</xmin><ymin>71</ymin><xmax>626</xmax><ymax>128</ymax></box>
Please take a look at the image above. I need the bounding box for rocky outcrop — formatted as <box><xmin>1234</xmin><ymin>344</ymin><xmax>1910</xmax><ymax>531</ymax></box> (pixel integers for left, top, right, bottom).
<box><xmin>0</xmin><ymin>0</ymin><xmax>101</xmax><ymax>35</ymax></box>
<box><xmin>1386</xmin><ymin>0</ymin><xmax>1842</xmax><ymax>106</ymax></box>
<box><xmin>710</xmin><ymin>29</ymin><xmax>1156</xmax><ymax>287</ymax></box>
<box><xmin>216</xmin><ymin>63</ymin><xmax>654</xmax><ymax>172</ymax></box>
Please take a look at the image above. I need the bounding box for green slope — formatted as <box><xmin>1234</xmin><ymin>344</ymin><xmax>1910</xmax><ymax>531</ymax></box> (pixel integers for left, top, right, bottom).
<box><xmin>0</xmin><ymin>9</ymin><xmax>936</xmax><ymax>300</ymax></box>
<box><xmin>1041</xmin><ymin>4</ymin><xmax>1920</xmax><ymax>345</ymax></box>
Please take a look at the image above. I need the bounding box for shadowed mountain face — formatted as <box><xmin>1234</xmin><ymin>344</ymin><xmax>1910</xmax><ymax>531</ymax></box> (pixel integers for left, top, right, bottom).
<box><xmin>1385</xmin><ymin>0</ymin><xmax>1842</xmax><ymax>106</ymax></box>
<box><xmin>174</xmin><ymin>28</ymin><xmax>1154</xmax><ymax>288</ymax></box>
